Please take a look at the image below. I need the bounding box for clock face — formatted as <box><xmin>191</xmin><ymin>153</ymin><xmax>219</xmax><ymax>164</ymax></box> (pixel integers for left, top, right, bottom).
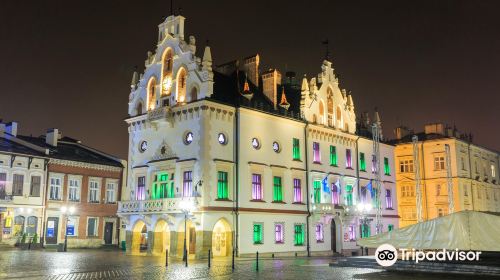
<box><xmin>273</xmin><ymin>141</ymin><xmax>280</xmax><ymax>153</ymax></box>
<box><xmin>139</xmin><ymin>141</ymin><xmax>147</xmax><ymax>152</ymax></box>
<box><xmin>252</xmin><ymin>138</ymin><xmax>260</xmax><ymax>149</ymax></box>
<box><xmin>185</xmin><ymin>132</ymin><xmax>194</xmax><ymax>145</ymax></box>
<box><xmin>218</xmin><ymin>133</ymin><xmax>227</xmax><ymax>145</ymax></box>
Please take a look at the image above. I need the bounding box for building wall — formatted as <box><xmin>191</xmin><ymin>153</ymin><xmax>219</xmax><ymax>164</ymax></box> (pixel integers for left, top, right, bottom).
<box><xmin>45</xmin><ymin>163</ymin><xmax>122</xmax><ymax>248</ymax></box>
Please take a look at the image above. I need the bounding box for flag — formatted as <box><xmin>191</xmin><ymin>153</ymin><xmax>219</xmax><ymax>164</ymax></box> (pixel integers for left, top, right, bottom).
<box><xmin>322</xmin><ymin>175</ymin><xmax>330</xmax><ymax>193</ymax></box>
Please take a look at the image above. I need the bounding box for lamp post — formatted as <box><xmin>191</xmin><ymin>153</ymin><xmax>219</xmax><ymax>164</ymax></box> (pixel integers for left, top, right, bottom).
<box><xmin>61</xmin><ymin>206</ymin><xmax>75</xmax><ymax>252</ymax></box>
<box><xmin>179</xmin><ymin>199</ymin><xmax>195</xmax><ymax>267</ymax></box>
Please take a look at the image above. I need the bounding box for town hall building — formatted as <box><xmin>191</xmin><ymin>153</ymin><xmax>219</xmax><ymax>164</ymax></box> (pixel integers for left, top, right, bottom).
<box><xmin>118</xmin><ymin>14</ymin><xmax>399</xmax><ymax>258</ymax></box>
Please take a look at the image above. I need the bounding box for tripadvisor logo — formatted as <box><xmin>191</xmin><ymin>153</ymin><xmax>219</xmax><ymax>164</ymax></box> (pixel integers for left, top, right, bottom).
<box><xmin>374</xmin><ymin>243</ymin><xmax>482</xmax><ymax>267</ymax></box>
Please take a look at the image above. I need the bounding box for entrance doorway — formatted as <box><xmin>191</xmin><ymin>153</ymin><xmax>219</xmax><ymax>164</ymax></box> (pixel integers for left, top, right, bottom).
<box><xmin>46</xmin><ymin>217</ymin><xmax>59</xmax><ymax>244</ymax></box>
<box><xmin>211</xmin><ymin>219</ymin><xmax>232</xmax><ymax>257</ymax></box>
<box><xmin>189</xmin><ymin>226</ymin><xmax>196</xmax><ymax>254</ymax></box>
<box><xmin>331</xmin><ymin>219</ymin><xmax>337</xmax><ymax>252</ymax></box>
<box><xmin>104</xmin><ymin>222</ymin><xmax>113</xmax><ymax>245</ymax></box>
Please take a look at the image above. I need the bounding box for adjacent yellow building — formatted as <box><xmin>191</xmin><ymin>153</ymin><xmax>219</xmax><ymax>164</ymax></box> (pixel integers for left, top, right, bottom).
<box><xmin>392</xmin><ymin>123</ymin><xmax>500</xmax><ymax>227</ymax></box>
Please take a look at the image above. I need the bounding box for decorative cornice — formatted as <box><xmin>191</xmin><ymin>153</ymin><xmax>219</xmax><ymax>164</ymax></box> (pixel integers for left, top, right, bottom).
<box><xmin>50</xmin><ymin>159</ymin><xmax>122</xmax><ymax>172</ymax></box>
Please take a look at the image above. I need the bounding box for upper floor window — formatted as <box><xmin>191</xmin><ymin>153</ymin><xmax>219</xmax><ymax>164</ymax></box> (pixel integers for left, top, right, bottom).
<box><xmin>68</xmin><ymin>178</ymin><xmax>80</xmax><ymax>201</ymax></box>
<box><xmin>182</xmin><ymin>171</ymin><xmax>193</xmax><ymax>197</ymax></box>
<box><xmin>330</xmin><ymin>146</ymin><xmax>337</xmax><ymax>166</ymax></box>
<box><xmin>346</xmin><ymin>149</ymin><xmax>352</xmax><ymax>168</ymax></box>
<box><xmin>399</xmin><ymin>159</ymin><xmax>414</xmax><ymax>173</ymax></box>
<box><xmin>331</xmin><ymin>183</ymin><xmax>340</xmax><ymax>205</ymax></box>
<box><xmin>147</xmin><ymin>77</ymin><xmax>157</xmax><ymax>110</ymax></box>
<box><xmin>29</xmin><ymin>176</ymin><xmax>41</xmax><ymax>197</ymax></box>
<box><xmin>361</xmin><ymin>224</ymin><xmax>370</xmax><ymax>238</ymax></box>
<box><xmin>273</xmin><ymin>176</ymin><xmax>283</xmax><ymax>202</ymax></box>
<box><xmin>313</xmin><ymin>180</ymin><xmax>321</xmax><ymax>204</ymax></box>
<box><xmin>436</xmin><ymin>184</ymin><xmax>442</xmax><ymax>196</ymax></box>
<box><xmin>152</xmin><ymin>173</ymin><xmax>169</xmax><ymax>199</ymax></box>
<box><xmin>345</xmin><ymin>184</ymin><xmax>353</xmax><ymax>206</ymax></box>
<box><xmin>13</xmin><ymin>174</ymin><xmax>24</xmax><ymax>196</ymax></box>
<box><xmin>434</xmin><ymin>156</ymin><xmax>445</xmax><ymax>171</ymax></box>
<box><xmin>359</xmin><ymin>153</ymin><xmax>366</xmax><ymax>171</ymax></box>
<box><xmin>384</xmin><ymin>157</ymin><xmax>390</xmax><ymax>175</ymax></box>
<box><xmin>313</xmin><ymin>142</ymin><xmax>320</xmax><ymax>163</ymax></box>
<box><xmin>347</xmin><ymin>225</ymin><xmax>356</xmax><ymax>241</ymax></box>
<box><xmin>0</xmin><ymin>173</ymin><xmax>7</xmax><ymax>199</ymax></box>
<box><xmin>292</xmin><ymin>138</ymin><xmax>300</xmax><ymax>160</ymax></box>
<box><xmin>293</xmin><ymin>178</ymin><xmax>302</xmax><ymax>203</ymax></box>
<box><xmin>106</xmin><ymin>182</ymin><xmax>117</xmax><ymax>203</ymax></box>
<box><xmin>315</xmin><ymin>223</ymin><xmax>324</xmax><ymax>242</ymax></box>
<box><xmin>403</xmin><ymin>207</ymin><xmax>417</xmax><ymax>220</ymax></box>
<box><xmin>385</xmin><ymin>189</ymin><xmax>393</xmax><ymax>209</ymax></box>
<box><xmin>89</xmin><ymin>180</ymin><xmax>100</xmax><ymax>203</ymax></box>
<box><xmin>401</xmin><ymin>185</ymin><xmax>415</xmax><ymax>197</ymax></box>
<box><xmin>491</xmin><ymin>164</ymin><xmax>496</xmax><ymax>178</ymax></box>
<box><xmin>162</xmin><ymin>48</ymin><xmax>173</xmax><ymax>95</ymax></box>
<box><xmin>437</xmin><ymin>208</ymin><xmax>448</xmax><ymax>217</ymax></box>
<box><xmin>318</xmin><ymin>101</ymin><xmax>325</xmax><ymax>125</ymax></box>
<box><xmin>217</xmin><ymin>171</ymin><xmax>229</xmax><ymax>200</ymax></box>
<box><xmin>251</xmin><ymin>174</ymin><xmax>263</xmax><ymax>201</ymax></box>
<box><xmin>136</xmin><ymin>176</ymin><xmax>146</xmax><ymax>201</ymax></box>
<box><xmin>49</xmin><ymin>177</ymin><xmax>62</xmax><ymax>200</ymax></box>
<box><xmin>176</xmin><ymin>67</ymin><xmax>187</xmax><ymax>103</ymax></box>
<box><xmin>327</xmin><ymin>90</ymin><xmax>334</xmax><ymax>126</ymax></box>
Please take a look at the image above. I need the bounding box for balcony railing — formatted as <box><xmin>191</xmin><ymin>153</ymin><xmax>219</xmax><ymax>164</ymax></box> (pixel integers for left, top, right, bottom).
<box><xmin>118</xmin><ymin>197</ymin><xmax>198</xmax><ymax>214</ymax></box>
<box><xmin>311</xmin><ymin>203</ymin><xmax>337</xmax><ymax>213</ymax></box>
<box><xmin>147</xmin><ymin>107</ymin><xmax>171</xmax><ymax>122</ymax></box>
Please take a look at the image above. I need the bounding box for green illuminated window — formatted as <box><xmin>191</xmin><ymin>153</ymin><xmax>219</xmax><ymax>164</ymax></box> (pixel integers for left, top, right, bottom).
<box><xmin>361</xmin><ymin>224</ymin><xmax>370</xmax><ymax>238</ymax></box>
<box><xmin>294</xmin><ymin>224</ymin><xmax>304</xmax><ymax>246</ymax></box>
<box><xmin>360</xmin><ymin>153</ymin><xmax>366</xmax><ymax>171</ymax></box>
<box><xmin>384</xmin><ymin>157</ymin><xmax>390</xmax><ymax>175</ymax></box>
<box><xmin>167</xmin><ymin>173</ymin><xmax>175</xmax><ymax>198</ymax></box>
<box><xmin>388</xmin><ymin>224</ymin><xmax>394</xmax><ymax>232</ymax></box>
<box><xmin>217</xmin><ymin>171</ymin><xmax>228</xmax><ymax>199</ymax></box>
<box><xmin>330</xmin><ymin>146</ymin><xmax>337</xmax><ymax>166</ymax></box>
<box><xmin>345</xmin><ymin>185</ymin><xmax>353</xmax><ymax>206</ymax></box>
<box><xmin>313</xmin><ymin>180</ymin><xmax>321</xmax><ymax>204</ymax></box>
<box><xmin>273</xmin><ymin>176</ymin><xmax>283</xmax><ymax>202</ymax></box>
<box><xmin>253</xmin><ymin>223</ymin><xmax>263</xmax><ymax>244</ymax></box>
<box><xmin>292</xmin><ymin>138</ymin><xmax>300</xmax><ymax>160</ymax></box>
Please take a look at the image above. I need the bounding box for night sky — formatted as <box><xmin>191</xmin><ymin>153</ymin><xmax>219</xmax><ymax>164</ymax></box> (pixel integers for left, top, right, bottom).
<box><xmin>1</xmin><ymin>0</ymin><xmax>499</xmax><ymax>159</ymax></box>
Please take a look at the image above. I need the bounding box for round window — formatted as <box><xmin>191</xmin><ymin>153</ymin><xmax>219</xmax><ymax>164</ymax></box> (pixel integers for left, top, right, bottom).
<box><xmin>252</xmin><ymin>138</ymin><xmax>261</xmax><ymax>149</ymax></box>
<box><xmin>139</xmin><ymin>141</ymin><xmax>147</xmax><ymax>152</ymax></box>
<box><xmin>184</xmin><ymin>132</ymin><xmax>194</xmax><ymax>145</ymax></box>
<box><xmin>218</xmin><ymin>133</ymin><xmax>227</xmax><ymax>145</ymax></box>
<box><xmin>272</xmin><ymin>141</ymin><xmax>281</xmax><ymax>153</ymax></box>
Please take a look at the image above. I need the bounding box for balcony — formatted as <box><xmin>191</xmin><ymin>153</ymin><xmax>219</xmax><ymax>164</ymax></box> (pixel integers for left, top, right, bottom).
<box><xmin>118</xmin><ymin>197</ymin><xmax>198</xmax><ymax>214</ymax></box>
<box><xmin>147</xmin><ymin>106</ymin><xmax>171</xmax><ymax>122</ymax></box>
<box><xmin>311</xmin><ymin>203</ymin><xmax>337</xmax><ymax>213</ymax></box>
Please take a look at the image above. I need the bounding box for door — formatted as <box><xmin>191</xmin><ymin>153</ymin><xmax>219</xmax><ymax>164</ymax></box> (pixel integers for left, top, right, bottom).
<box><xmin>188</xmin><ymin>227</ymin><xmax>196</xmax><ymax>254</ymax></box>
<box><xmin>104</xmin><ymin>222</ymin><xmax>113</xmax><ymax>245</ymax></box>
<box><xmin>46</xmin><ymin>217</ymin><xmax>59</xmax><ymax>244</ymax></box>
<box><xmin>331</xmin><ymin>219</ymin><xmax>337</xmax><ymax>252</ymax></box>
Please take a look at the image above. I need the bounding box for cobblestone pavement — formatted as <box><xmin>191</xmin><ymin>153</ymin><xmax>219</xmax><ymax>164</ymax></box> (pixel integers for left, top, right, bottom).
<box><xmin>0</xmin><ymin>248</ymin><xmax>498</xmax><ymax>280</ymax></box>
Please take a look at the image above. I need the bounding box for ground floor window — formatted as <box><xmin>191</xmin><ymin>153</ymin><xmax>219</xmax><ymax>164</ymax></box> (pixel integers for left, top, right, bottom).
<box><xmin>275</xmin><ymin>223</ymin><xmax>284</xmax><ymax>244</ymax></box>
<box><xmin>294</xmin><ymin>224</ymin><xmax>304</xmax><ymax>246</ymax></box>
<box><xmin>315</xmin><ymin>223</ymin><xmax>324</xmax><ymax>242</ymax></box>
<box><xmin>361</xmin><ymin>224</ymin><xmax>370</xmax><ymax>238</ymax></box>
<box><xmin>87</xmin><ymin>217</ymin><xmax>98</xmax><ymax>237</ymax></box>
<box><xmin>217</xmin><ymin>171</ymin><xmax>228</xmax><ymax>199</ymax></box>
<box><xmin>273</xmin><ymin>176</ymin><xmax>283</xmax><ymax>202</ymax></box>
<box><xmin>26</xmin><ymin>216</ymin><xmax>37</xmax><ymax>235</ymax></box>
<box><xmin>253</xmin><ymin>223</ymin><xmax>263</xmax><ymax>244</ymax></box>
<box><xmin>388</xmin><ymin>224</ymin><xmax>394</xmax><ymax>232</ymax></box>
<box><xmin>346</xmin><ymin>225</ymin><xmax>356</xmax><ymax>241</ymax></box>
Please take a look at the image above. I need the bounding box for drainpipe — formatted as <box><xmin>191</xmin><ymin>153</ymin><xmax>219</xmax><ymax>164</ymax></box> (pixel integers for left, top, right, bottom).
<box><xmin>420</xmin><ymin>141</ymin><xmax>429</xmax><ymax>219</ymax></box>
<box><xmin>304</xmin><ymin>123</ymin><xmax>311</xmax><ymax>257</ymax></box>
<box><xmin>233</xmin><ymin>107</ymin><xmax>240</xmax><ymax>256</ymax></box>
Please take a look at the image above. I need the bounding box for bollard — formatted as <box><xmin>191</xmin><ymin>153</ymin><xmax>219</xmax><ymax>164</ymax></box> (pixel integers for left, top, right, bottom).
<box><xmin>295</xmin><ymin>252</ymin><xmax>297</xmax><ymax>257</ymax></box>
<box><xmin>208</xmin><ymin>249</ymin><xmax>211</xmax><ymax>268</ymax></box>
<box><xmin>232</xmin><ymin>249</ymin><xmax>235</xmax><ymax>270</ymax></box>
<box><xmin>256</xmin><ymin>251</ymin><xmax>259</xmax><ymax>271</ymax></box>
<box><xmin>165</xmin><ymin>249</ymin><xmax>168</xmax><ymax>267</ymax></box>
<box><xmin>272</xmin><ymin>253</ymin><xmax>274</xmax><ymax>258</ymax></box>
<box><xmin>185</xmin><ymin>248</ymin><xmax>188</xmax><ymax>267</ymax></box>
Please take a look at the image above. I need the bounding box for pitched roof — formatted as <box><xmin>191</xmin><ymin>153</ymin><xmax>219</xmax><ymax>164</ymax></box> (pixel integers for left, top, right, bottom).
<box><xmin>16</xmin><ymin>135</ymin><xmax>123</xmax><ymax>167</ymax></box>
<box><xmin>0</xmin><ymin>137</ymin><xmax>47</xmax><ymax>157</ymax></box>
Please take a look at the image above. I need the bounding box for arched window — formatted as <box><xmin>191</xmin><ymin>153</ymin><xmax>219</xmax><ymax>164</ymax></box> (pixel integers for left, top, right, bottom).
<box><xmin>14</xmin><ymin>216</ymin><xmax>25</xmax><ymax>235</ymax></box>
<box><xmin>319</xmin><ymin>100</ymin><xmax>325</xmax><ymax>125</ymax></box>
<box><xmin>327</xmin><ymin>89</ymin><xmax>334</xmax><ymax>127</ymax></box>
<box><xmin>336</xmin><ymin>106</ymin><xmax>342</xmax><ymax>128</ymax></box>
<box><xmin>190</xmin><ymin>87</ymin><xmax>198</xmax><ymax>102</ymax></box>
<box><xmin>161</xmin><ymin>48</ymin><xmax>173</xmax><ymax>95</ymax></box>
<box><xmin>147</xmin><ymin>77</ymin><xmax>157</xmax><ymax>110</ymax></box>
<box><xmin>176</xmin><ymin>67</ymin><xmax>187</xmax><ymax>103</ymax></box>
<box><xmin>136</xmin><ymin>102</ymin><xmax>143</xmax><ymax>115</ymax></box>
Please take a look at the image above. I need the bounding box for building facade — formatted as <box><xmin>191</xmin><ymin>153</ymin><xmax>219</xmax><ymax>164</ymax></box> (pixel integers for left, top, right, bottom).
<box><xmin>119</xmin><ymin>14</ymin><xmax>398</xmax><ymax>258</ymax></box>
<box><xmin>0</xmin><ymin>122</ymin><xmax>48</xmax><ymax>244</ymax></box>
<box><xmin>393</xmin><ymin>124</ymin><xmax>500</xmax><ymax>227</ymax></box>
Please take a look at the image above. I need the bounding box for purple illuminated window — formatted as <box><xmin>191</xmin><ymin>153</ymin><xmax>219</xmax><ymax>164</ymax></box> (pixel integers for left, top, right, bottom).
<box><xmin>315</xmin><ymin>223</ymin><xmax>324</xmax><ymax>242</ymax></box>
<box><xmin>182</xmin><ymin>171</ymin><xmax>192</xmax><ymax>197</ymax></box>
<box><xmin>136</xmin><ymin>176</ymin><xmax>145</xmax><ymax>201</ymax></box>
<box><xmin>252</xmin><ymin>174</ymin><xmax>262</xmax><ymax>200</ymax></box>
<box><xmin>346</xmin><ymin>149</ymin><xmax>352</xmax><ymax>168</ymax></box>
<box><xmin>331</xmin><ymin>183</ymin><xmax>339</xmax><ymax>205</ymax></box>
<box><xmin>348</xmin><ymin>225</ymin><xmax>356</xmax><ymax>241</ymax></box>
<box><xmin>360</xmin><ymin>186</ymin><xmax>367</xmax><ymax>204</ymax></box>
<box><xmin>313</xmin><ymin>142</ymin><xmax>320</xmax><ymax>163</ymax></box>
<box><xmin>293</xmin><ymin>178</ymin><xmax>302</xmax><ymax>203</ymax></box>
<box><xmin>275</xmin><ymin>224</ymin><xmax>284</xmax><ymax>243</ymax></box>
<box><xmin>386</xmin><ymin>189</ymin><xmax>393</xmax><ymax>209</ymax></box>
<box><xmin>371</xmin><ymin>154</ymin><xmax>377</xmax><ymax>173</ymax></box>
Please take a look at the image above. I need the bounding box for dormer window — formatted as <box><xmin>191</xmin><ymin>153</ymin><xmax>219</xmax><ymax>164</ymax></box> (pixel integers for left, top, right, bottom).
<box><xmin>147</xmin><ymin>77</ymin><xmax>157</xmax><ymax>110</ymax></box>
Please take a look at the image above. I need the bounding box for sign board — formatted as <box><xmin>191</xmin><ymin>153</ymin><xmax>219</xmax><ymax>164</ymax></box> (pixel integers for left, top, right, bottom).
<box><xmin>67</xmin><ymin>220</ymin><xmax>75</xmax><ymax>236</ymax></box>
<box><xmin>47</xmin><ymin>220</ymin><xmax>55</xmax><ymax>237</ymax></box>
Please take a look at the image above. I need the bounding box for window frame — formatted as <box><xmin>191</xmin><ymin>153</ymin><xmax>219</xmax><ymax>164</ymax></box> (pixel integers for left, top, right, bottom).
<box><xmin>29</xmin><ymin>175</ymin><xmax>41</xmax><ymax>197</ymax></box>
<box><xmin>86</xmin><ymin>217</ymin><xmax>99</xmax><ymax>237</ymax></box>
<box><xmin>88</xmin><ymin>179</ymin><xmax>100</xmax><ymax>203</ymax></box>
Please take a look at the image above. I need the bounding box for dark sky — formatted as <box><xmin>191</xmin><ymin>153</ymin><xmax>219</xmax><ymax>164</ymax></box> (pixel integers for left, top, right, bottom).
<box><xmin>1</xmin><ymin>0</ymin><xmax>499</xmax><ymax>159</ymax></box>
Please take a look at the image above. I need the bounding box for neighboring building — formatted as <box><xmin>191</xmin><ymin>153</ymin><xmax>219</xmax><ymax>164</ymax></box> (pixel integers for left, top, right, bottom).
<box><xmin>118</xmin><ymin>14</ymin><xmax>398</xmax><ymax>258</ymax></box>
<box><xmin>18</xmin><ymin>130</ymin><xmax>125</xmax><ymax>248</ymax></box>
<box><xmin>0</xmin><ymin>122</ymin><xmax>49</xmax><ymax>244</ymax></box>
<box><xmin>391</xmin><ymin>123</ymin><xmax>500</xmax><ymax>227</ymax></box>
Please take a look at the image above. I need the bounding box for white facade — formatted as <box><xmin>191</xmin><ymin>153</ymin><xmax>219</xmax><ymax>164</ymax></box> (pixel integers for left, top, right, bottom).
<box><xmin>118</xmin><ymin>14</ymin><xmax>398</xmax><ymax>258</ymax></box>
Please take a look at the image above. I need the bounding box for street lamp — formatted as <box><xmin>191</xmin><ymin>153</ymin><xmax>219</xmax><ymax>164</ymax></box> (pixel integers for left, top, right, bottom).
<box><xmin>61</xmin><ymin>206</ymin><xmax>75</xmax><ymax>252</ymax></box>
<box><xmin>179</xmin><ymin>199</ymin><xmax>195</xmax><ymax>267</ymax></box>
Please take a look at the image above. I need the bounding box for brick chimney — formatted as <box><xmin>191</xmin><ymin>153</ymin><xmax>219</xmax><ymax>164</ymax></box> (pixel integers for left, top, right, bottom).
<box><xmin>6</xmin><ymin>122</ymin><xmax>17</xmax><ymax>137</ymax></box>
<box><xmin>394</xmin><ymin>126</ymin><xmax>413</xmax><ymax>140</ymax></box>
<box><xmin>424</xmin><ymin>123</ymin><xmax>445</xmax><ymax>135</ymax></box>
<box><xmin>243</xmin><ymin>54</ymin><xmax>260</xmax><ymax>87</ymax></box>
<box><xmin>46</xmin><ymin>128</ymin><xmax>61</xmax><ymax>147</ymax></box>
<box><xmin>262</xmin><ymin>69</ymin><xmax>282</xmax><ymax>110</ymax></box>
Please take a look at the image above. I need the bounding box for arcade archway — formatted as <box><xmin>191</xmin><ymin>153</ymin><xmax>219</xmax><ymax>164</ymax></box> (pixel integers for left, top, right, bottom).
<box><xmin>153</xmin><ymin>219</ymin><xmax>170</xmax><ymax>255</ymax></box>
<box><xmin>211</xmin><ymin>219</ymin><xmax>232</xmax><ymax>257</ymax></box>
